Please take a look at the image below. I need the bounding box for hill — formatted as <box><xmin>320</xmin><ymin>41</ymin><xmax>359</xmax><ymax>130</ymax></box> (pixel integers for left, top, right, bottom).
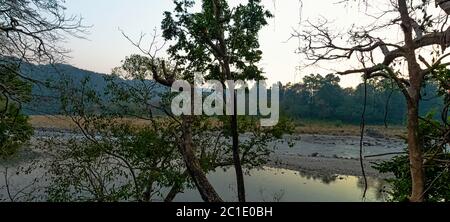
<box><xmin>20</xmin><ymin>63</ymin><xmax>166</xmax><ymax>115</ymax></box>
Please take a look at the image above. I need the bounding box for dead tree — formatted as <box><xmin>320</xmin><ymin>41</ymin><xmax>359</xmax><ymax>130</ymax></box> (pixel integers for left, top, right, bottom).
<box><xmin>295</xmin><ymin>0</ymin><xmax>450</xmax><ymax>202</ymax></box>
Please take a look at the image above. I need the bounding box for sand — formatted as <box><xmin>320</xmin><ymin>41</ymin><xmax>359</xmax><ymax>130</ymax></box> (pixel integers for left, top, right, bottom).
<box><xmin>266</xmin><ymin>134</ymin><xmax>405</xmax><ymax>178</ymax></box>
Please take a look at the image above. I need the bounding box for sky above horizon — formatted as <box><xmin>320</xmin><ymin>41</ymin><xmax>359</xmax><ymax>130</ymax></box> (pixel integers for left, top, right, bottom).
<box><xmin>63</xmin><ymin>0</ymin><xmax>379</xmax><ymax>88</ymax></box>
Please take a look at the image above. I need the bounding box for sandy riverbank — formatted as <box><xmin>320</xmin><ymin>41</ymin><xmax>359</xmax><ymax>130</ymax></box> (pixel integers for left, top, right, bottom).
<box><xmin>23</xmin><ymin>129</ymin><xmax>405</xmax><ymax>179</ymax></box>
<box><xmin>268</xmin><ymin>155</ymin><xmax>388</xmax><ymax>178</ymax></box>
<box><xmin>27</xmin><ymin>115</ymin><xmax>407</xmax><ymax>179</ymax></box>
<box><xmin>266</xmin><ymin>134</ymin><xmax>405</xmax><ymax>178</ymax></box>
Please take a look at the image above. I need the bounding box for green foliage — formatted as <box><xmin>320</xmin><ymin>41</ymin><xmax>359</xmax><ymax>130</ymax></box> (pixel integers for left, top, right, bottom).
<box><xmin>161</xmin><ymin>0</ymin><xmax>272</xmax><ymax>81</ymax></box>
<box><xmin>44</xmin><ymin>0</ymin><xmax>294</xmax><ymax>202</ymax></box>
<box><xmin>46</xmin><ymin>118</ymin><xmax>184</xmax><ymax>202</ymax></box>
<box><xmin>0</xmin><ymin>64</ymin><xmax>33</xmax><ymax>158</ymax></box>
<box><xmin>49</xmin><ymin>76</ymin><xmax>185</xmax><ymax>202</ymax></box>
<box><xmin>374</xmin><ymin>155</ymin><xmax>411</xmax><ymax>202</ymax></box>
<box><xmin>280</xmin><ymin>74</ymin><xmax>444</xmax><ymax>125</ymax></box>
<box><xmin>374</xmin><ymin>72</ymin><xmax>449</xmax><ymax>202</ymax></box>
<box><xmin>49</xmin><ymin>62</ymin><xmax>295</xmax><ymax>201</ymax></box>
<box><xmin>0</xmin><ymin>105</ymin><xmax>33</xmax><ymax>158</ymax></box>
<box><xmin>374</xmin><ymin>115</ymin><xmax>450</xmax><ymax>202</ymax></box>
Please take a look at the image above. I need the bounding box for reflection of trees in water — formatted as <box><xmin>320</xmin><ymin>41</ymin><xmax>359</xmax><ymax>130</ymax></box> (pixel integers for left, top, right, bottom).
<box><xmin>293</xmin><ymin>169</ymin><xmax>391</xmax><ymax>201</ymax></box>
<box><xmin>258</xmin><ymin>187</ymin><xmax>285</xmax><ymax>202</ymax></box>
<box><xmin>356</xmin><ymin>177</ymin><xmax>390</xmax><ymax>201</ymax></box>
<box><xmin>320</xmin><ymin>175</ymin><xmax>339</xmax><ymax>185</ymax></box>
<box><xmin>294</xmin><ymin>170</ymin><xmax>339</xmax><ymax>185</ymax></box>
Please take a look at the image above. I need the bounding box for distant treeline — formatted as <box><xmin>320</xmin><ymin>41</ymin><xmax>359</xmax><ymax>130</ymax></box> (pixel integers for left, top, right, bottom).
<box><xmin>279</xmin><ymin>74</ymin><xmax>444</xmax><ymax>125</ymax></box>
<box><xmin>22</xmin><ymin>63</ymin><xmax>444</xmax><ymax>125</ymax></box>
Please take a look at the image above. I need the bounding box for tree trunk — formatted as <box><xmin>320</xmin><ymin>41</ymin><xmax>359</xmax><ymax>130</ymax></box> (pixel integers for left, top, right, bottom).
<box><xmin>149</xmin><ymin>63</ymin><xmax>221</xmax><ymax>202</ymax></box>
<box><xmin>223</xmin><ymin>60</ymin><xmax>246</xmax><ymax>202</ymax></box>
<box><xmin>406</xmin><ymin>95</ymin><xmax>425</xmax><ymax>202</ymax></box>
<box><xmin>164</xmin><ymin>170</ymin><xmax>188</xmax><ymax>202</ymax></box>
<box><xmin>180</xmin><ymin>116</ymin><xmax>223</xmax><ymax>202</ymax></box>
<box><xmin>143</xmin><ymin>180</ymin><xmax>154</xmax><ymax>202</ymax></box>
<box><xmin>212</xmin><ymin>0</ymin><xmax>246</xmax><ymax>200</ymax></box>
<box><xmin>398</xmin><ymin>0</ymin><xmax>426</xmax><ymax>201</ymax></box>
<box><xmin>164</xmin><ymin>183</ymin><xmax>182</xmax><ymax>202</ymax></box>
<box><xmin>231</xmin><ymin>93</ymin><xmax>246</xmax><ymax>202</ymax></box>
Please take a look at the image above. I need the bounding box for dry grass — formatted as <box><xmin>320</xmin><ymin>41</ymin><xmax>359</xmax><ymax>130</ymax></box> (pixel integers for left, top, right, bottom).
<box><xmin>30</xmin><ymin>115</ymin><xmax>156</xmax><ymax>129</ymax></box>
<box><xmin>30</xmin><ymin>115</ymin><xmax>78</xmax><ymax>130</ymax></box>
<box><xmin>294</xmin><ymin>121</ymin><xmax>407</xmax><ymax>139</ymax></box>
<box><xmin>30</xmin><ymin>115</ymin><xmax>407</xmax><ymax>139</ymax></box>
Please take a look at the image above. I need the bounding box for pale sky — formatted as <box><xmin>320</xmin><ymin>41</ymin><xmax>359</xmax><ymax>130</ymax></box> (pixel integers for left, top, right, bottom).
<box><xmin>63</xmin><ymin>0</ymin><xmax>384</xmax><ymax>88</ymax></box>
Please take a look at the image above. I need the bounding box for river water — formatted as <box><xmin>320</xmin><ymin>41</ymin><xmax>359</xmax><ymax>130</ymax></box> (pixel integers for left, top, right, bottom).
<box><xmin>174</xmin><ymin>167</ymin><xmax>389</xmax><ymax>202</ymax></box>
<box><xmin>0</xmin><ymin>164</ymin><xmax>389</xmax><ymax>202</ymax></box>
<box><xmin>1</xmin><ymin>131</ymin><xmax>393</xmax><ymax>202</ymax></box>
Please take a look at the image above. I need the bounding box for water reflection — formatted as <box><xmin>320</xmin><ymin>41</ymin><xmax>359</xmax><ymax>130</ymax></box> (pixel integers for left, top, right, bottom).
<box><xmin>296</xmin><ymin>171</ymin><xmax>341</xmax><ymax>185</ymax></box>
<box><xmin>174</xmin><ymin>167</ymin><xmax>389</xmax><ymax>202</ymax></box>
<box><xmin>355</xmin><ymin>176</ymin><xmax>390</xmax><ymax>201</ymax></box>
<box><xmin>1</xmin><ymin>158</ymin><xmax>390</xmax><ymax>202</ymax></box>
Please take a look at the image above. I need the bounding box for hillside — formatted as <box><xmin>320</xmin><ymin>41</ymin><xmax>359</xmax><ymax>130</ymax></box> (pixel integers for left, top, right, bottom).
<box><xmin>20</xmin><ymin>63</ymin><xmax>166</xmax><ymax>115</ymax></box>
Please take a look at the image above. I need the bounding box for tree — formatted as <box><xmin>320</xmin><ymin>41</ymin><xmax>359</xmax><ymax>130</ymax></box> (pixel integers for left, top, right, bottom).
<box><xmin>161</xmin><ymin>0</ymin><xmax>272</xmax><ymax>202</ymax></box>
<box><xmin>0</xmin><ymin>0</ymin><xmax>86</xmax><ymax>64</ymax></box>
<box><xmin>46</xmin><ymin>112</ymin><xmax>185</xmax><ymax>202</ymax></box>
<box><xmin>106</xmin><ymin>47</ymin><xmax>223</xmax><ymax>201</ymax></box>
<box><xmin>45</xmin><ymin>53</ymin><xmax>294</xmax><ymax>202</ymax></box>
<box><xmin>295</xmin><ymin>0</ymin><xmax>450</xmax><ymax>201</ymax></box>
<box><xmin>0</xmin><ymin>0</ymin><xmax>86</xmax><ymax>157</ymax></box>
<box><xmin>0</xmin><ymin>64</ymin><xmax>32</xmax><ymax>158</ymax></box>
<box><xmin>375</xmin><ymin>69</ymin><xmax>449</xmax><ymax>201</ymax></box>
<box><xmin>375</xmin><ymin>114</ymin><xmax>450</xmax><ymax>202</ymax></box>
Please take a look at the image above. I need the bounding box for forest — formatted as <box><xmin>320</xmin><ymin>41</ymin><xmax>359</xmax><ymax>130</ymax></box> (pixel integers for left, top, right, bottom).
<box><xmin>280</xmin><ymin>74</ymin><xmax>444</xmax><ymax>125</ymax></box>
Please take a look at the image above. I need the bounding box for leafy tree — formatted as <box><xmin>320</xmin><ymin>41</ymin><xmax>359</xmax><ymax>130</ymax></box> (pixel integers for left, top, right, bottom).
<box><xmin>46</xmin><ymin>51</ymin><xmax>294</xmax><ymax>202</ymax></box>
<box><xmin>46</xmin><ymin>117</ymin><xmax>185</xmax><ymax>202</ymax></box>
<box><xmin>47</xmin><ymin>75</ymin><xmax>185</xmax><ymax>202</ymax></box>
<box><xmin>0</xmin><ymin>64</ymin><xmax>33</xmax><ymax>158</ymax></box>
<box><xmin>278</xmin><ymin>74</ymin><xmax>445</xmax><ymax>125</ymax></box>
<box><xmin>160</xmin><ymin>0</ymin><xmax>272</xmax><ymax>202</ymax></box>
<box><xmin>374</xmin><ymin>114</ymin><xmax>450</xmax><ymax>202</ymax></box>
<box><xmin>1</xmin><ymin>0</ymin><xmax>85</xmax><ymax>157</ymax></box>
<box><xmin>105</xmin><ymin>52</ymin><xmax>224</xmax><ymax>202</ymax></box>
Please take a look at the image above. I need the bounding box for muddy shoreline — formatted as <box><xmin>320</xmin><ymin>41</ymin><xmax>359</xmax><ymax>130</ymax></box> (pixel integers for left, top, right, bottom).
<box><xmin>268</xmin><ymin>155</ymin><xmax>390</xmax><ymax>178</ymax></box>
<box><xmin>1</xmin><ymin>129</ymin><xmax>403</xmax><ymax>201</ymax></box>
<box><xmin>266</xmin><ymin>134</ymin><xmax>405</xmax><ymax>178</ymax></box>
<box><xmin>23</xmin><ymin>129</ymin><xmax>405</xmax><ymax>179</ymax></box>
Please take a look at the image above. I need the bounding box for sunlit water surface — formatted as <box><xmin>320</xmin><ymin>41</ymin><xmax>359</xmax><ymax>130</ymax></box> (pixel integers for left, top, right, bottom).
<box><xmin>175</xmin><ymin>167</ymin><xmax>389</xmax><ymax>202</ymax></box>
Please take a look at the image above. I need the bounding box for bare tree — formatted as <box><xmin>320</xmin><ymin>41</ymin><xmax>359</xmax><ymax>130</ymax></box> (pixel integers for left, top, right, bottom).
<box><xmin>120</xmin><ymin>30</ymin><xmax>223</xmax><ymax>202</ymax></box>
<box><xmin>0</xmin><ymin>0</ymin><xmax>86</xmax><ymax>63</ymax></box>
<box><xmin>295</xmin><ymin>0</ymin><xmax>450</xmax><ymax>202</ymax></box>
<box><xmin>1</xmin><ymin>0</ymin><xmax>87</xmax><ymax>107</ymax></box>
